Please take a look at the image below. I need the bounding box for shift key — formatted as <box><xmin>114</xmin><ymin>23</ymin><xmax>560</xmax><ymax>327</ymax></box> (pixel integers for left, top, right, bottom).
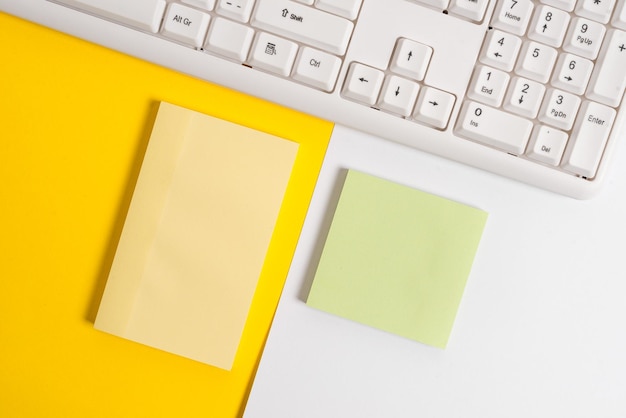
<box><xmin>251</xmin><ymin>0</ymin><xmax>354</xmax><ymax>55</ymax></box>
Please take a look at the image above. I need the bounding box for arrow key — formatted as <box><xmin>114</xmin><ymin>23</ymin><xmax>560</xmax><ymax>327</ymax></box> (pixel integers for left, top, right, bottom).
<box><xmin>551</xmin><ymin>53</ymin><xmax>593</xmax><ymax>95</ymax></box>
<box><xmin>389</xmin><ymin>38</ymin><xmax>433</xmax><ymax>81</ymax></box>
<box><xmin>377</xmin><ymin>75</ymin><xmax>420</xmax><ymax>117</ymax></box>
<box><xmin>342</xmin><ymin>62</ymin><xmax>385</xmax><ymax>105</ymax></box>
<box><xmin>413</xmin><ymin>86</ymin><xmax>456</xmax><ymax>129</ymax></box>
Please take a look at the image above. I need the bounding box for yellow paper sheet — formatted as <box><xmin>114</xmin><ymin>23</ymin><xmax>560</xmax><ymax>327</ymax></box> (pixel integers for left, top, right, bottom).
<box><xmin>94</xmin><ymin>102</ymin><xmax>298</xmax><ymax>370</ymax></box>
<box><xmin>0</xmin><ymin>11</ymin><xmax>333</xmax><ymax>418</ymax></box>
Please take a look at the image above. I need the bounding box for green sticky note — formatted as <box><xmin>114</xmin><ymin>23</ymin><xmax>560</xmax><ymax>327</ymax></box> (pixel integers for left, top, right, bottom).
<box><xmin>306</xmin><ymin>170</ymin><xmax>488</xmax><ymax>348</ymax></box>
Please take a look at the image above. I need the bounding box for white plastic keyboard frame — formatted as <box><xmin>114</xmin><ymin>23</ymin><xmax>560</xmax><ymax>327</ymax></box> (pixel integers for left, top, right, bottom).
<box><xmin>2</xmin><ymin>0</ymin><xmax>623</xmax><ymax>199</ymax></box>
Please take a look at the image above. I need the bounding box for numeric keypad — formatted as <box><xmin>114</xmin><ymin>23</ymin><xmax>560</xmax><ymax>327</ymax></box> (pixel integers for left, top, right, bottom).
<box><xmin>457</xmin><ymin>0</ymin><xmax>621</xmax><ymax>180</ymax></box>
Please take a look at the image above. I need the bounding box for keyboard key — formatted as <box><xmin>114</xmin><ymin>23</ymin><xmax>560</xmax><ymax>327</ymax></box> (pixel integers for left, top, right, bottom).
<box><xmin>491</xmin><ymin>0</ymin><xmax>534</xmax><ymax>36</ymax></box>
<box><xmin>292</xmin><ymin>47</ymin><xmax>342</xmax><ymax>91</ymax></box>
<box><xmin>527</xmin><ymin>125</ymin><xmax>568</xmax><ymax>166</ymax></box>
<box><xmin>59</xmin><ymin>0</ymin><xmax>167</xmax><ymax>33</ymax></box>
<box><xmin>479</xmin><ymin>30</ymin><xmax>522</xmax><ymax>71</ymax></box>
<box><xmin>251</xmin><ymin>0</ymin><xmax>354</xmax><ymax>55</ymax></box>
<box><xmin>415</xmin><ymin>0</ymin><xmax>450</xmax><ymax>11</ymax></box>
<box><xmin>562</xmin><ymin>101</ymin><xmax>616</xmax><ymax>177</ymax></box>
<box><xmin>551</xmin><ymin>53</ymin><xmax>593</xmax><ymax>95</ymax></box>
<box><xmin>389</xmin><ymin>38</ymin><xmax>432</xmax><ymax>81</ymax></box>
<box><xmin>539</xmin><ymin>0</ymin><xmax>576</xmax><ymax>12</ymax></box>
<box><xmin>378</xmin><ymin>75</ymin><xmax>420</xmax><ymax>117</ymax></box>
<box><xmin>413</xmin><ymin>87</ymin><xmax>456</xmax><ymax>129</ymax></box>
<box><xmin>503</xmin><ymin>76</ymin><xmax>546</xmax><ymax>118</ymax></box>
<box><xmin>342</xmin><ymin>62</ymin><xmax>384</xmax><ymax>105</ymax></box>
<box><xmin>449</xmin><ymin>0</ymin><xmax>490</xmax><ymax>21</ymax></box>
<box><xmin>316</xmin><ymin>0</ymin><xmax>363</xmax><ymax>20</ymax></box>
<box><xmin>612</xmin><ymin>0</ymin><xmax>626</xmax><ymax>30</ymax></box>
<box><xmin>563</xmin><ymin>17</ymin><xmax>605</xmax><ymax>60</ymax></box>
<box><xmin>575</xmin><ymin>0</ymin><xmax>616</xmax><ymax>24</ymax></box>
<box><xmin>205</xmin><ymin>17</ymin><xmax>254</xmax><ymax>61</ymax></box>
<box><xmin>515</xmin><ymin>41</ymin><xmax>557</xmax><ymax>83</ymax></box>
<box><xmin>468</xmin><ymin>65</ymin><xmax>510</xmax><ymax>107</ymax></box>
<box><xmin>181</xmin><ymin>0</ymin><xmax>216</xmax><ymax>10</ymax></box>
<box><xmin>457</xmin><ymin>101</ymin><xmax>533</xmax><ymax>154</ymax></box>
<box><xmin>248</xmin><ymin>32</ymin><xmax>299</xmax><ymax>76</ymax></box>
<box><xmin>586</xmin><ymin>29</ymin><xmax>626</xmax><ymax>107</ymax></box>
<box><xmin>215</xmin><ymin>0</ymin><xmax>255</xmax><ymax>22</ymax></box>
<box><xmin>539</xmin><ymin>88</ymin><xmax>581</xmax><ymax>130</ymax></box>
<box><xmin>162</xmin><ymin>3</ymin><xmax>211</xmax><ymax>47</ymax></box>
<box><xmin>528</xmin><ymin>5</ymin><xmax>570</xmax><ymax>47</ymax></box>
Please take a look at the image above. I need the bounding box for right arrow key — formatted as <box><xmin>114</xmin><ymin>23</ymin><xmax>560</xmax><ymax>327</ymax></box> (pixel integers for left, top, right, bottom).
<box><xmin>413</xmin><ymin>86</ymin><xmax>456</xmax><ymax>129</ymax></box>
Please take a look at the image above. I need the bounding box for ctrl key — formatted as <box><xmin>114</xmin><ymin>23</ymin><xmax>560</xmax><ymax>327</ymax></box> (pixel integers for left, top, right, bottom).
<box><xmin>561</xmin><ymin>101</ymin><xmax>616</xmax><ymax>178</ymax></box>
<box><xmin>456</xmin><ymin>101</ymin><xmax>533</xmax><ymax>155</ymax></box>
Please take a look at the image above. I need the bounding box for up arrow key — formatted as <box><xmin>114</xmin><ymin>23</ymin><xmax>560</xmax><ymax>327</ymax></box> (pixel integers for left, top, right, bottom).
<box><xmin>389</xmin><ymin>38</ymin><xmax>433</xmax><ymax>81</ymax></box>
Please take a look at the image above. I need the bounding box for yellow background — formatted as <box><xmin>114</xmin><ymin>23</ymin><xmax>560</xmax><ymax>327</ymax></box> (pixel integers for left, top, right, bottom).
<box><xmin>0</xmin><ymin>12</ymin><xmax>332</xmax><ymax>417</ymax></box>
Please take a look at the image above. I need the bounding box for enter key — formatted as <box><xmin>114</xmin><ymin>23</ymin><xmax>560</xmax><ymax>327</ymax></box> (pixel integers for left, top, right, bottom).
<box><xmin>562</xmin><ymin>100</ymin><xmax>616</xmax><ymax>178</ymax></box>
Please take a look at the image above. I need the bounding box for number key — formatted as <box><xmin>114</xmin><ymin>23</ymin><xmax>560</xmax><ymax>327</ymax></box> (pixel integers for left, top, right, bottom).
<box><xmin>515</xmin><ymin>41</ymin><xmax>558</xmax><ymax>82</ymax></box>
<box><xmin>563</xmin><ymin>17</ymin><xmax>606</xmax><ymax>59</ymax></box>
<box><xmin>503</xmin><ymin>76</ymin><xmax>546</xmax><ymax>118</ymax></box>
<box><xmin>528</xmin><ymin>5</ymin><xmax>570</xmax><ymax>47</ymax></box>
<box><xmin>491</xmin><ymin>0</ymin><xmax>534</xmax><ymax>36</ymax></box>
<box><xmin>538</xmin><ymin>88</ymin><xmax>581</xmax><ymax>130</ymax></box>
<box><xmin>457</xmin><ymin>101</ymin><xmax>533</xmax><ymax>154</ymax></box>
<box><xmin>468</xmin><ymin>65</ymin><xmax>510</xmax><ymax>106</ymax></box>
<box><xmin>551</xmin><ymin>53</ymin><xmax>594</xmax><ymax>94</ymax></box>
<box><xmin>479</xmin><ymin>29</ymin><xmax>522</xmax><ymax>71</ymax></box>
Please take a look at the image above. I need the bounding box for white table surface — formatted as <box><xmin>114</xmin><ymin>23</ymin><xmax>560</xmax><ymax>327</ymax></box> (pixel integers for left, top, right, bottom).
<box><xmin>244</xmin><ymin>124</ymin><xmax>626</xmax><ymax>418</ymax></box>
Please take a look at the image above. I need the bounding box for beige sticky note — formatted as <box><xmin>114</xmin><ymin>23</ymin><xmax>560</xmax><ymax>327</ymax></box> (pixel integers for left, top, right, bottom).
<box><xmin>94</xmin><ymin>102</ymin><xmax>298</xmax><ymax>370</ymax></box>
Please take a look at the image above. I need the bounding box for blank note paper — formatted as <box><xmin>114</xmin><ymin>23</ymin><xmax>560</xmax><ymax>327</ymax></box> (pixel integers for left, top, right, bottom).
<box><xmin>94</xmin><ymin>102</ymin><xmax>298</xmax><ymax>370</ymax></box>
<box><xmin>306</xmin><ymin>170</ymin><xmax>488</xmax><ymax>348</ymax></box>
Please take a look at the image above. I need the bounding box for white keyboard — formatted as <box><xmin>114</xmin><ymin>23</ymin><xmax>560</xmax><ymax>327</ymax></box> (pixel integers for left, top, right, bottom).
<box><xmin>3</xmin><ymin>0</ymin><xmax>625</xmax><ymax>198</ymax></box>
